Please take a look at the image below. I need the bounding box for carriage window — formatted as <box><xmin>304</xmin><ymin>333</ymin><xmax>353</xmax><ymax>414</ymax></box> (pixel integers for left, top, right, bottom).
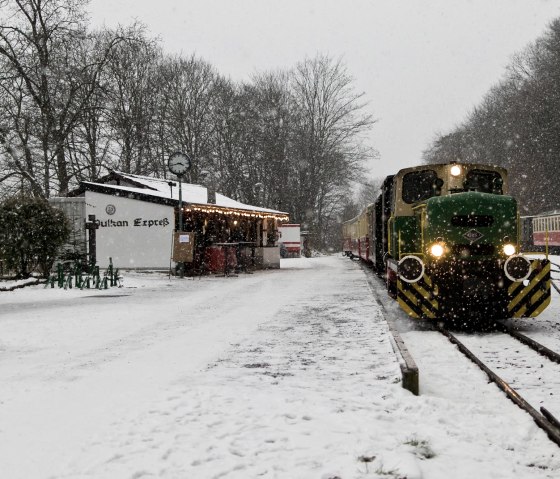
<box><xmin>463</xmin><ymin>169</ymin><xmax>503</xmax><ymax>194</ymax></box>
<box><xmin>402</xmin><ymin>170</ymin><xmax>441</xmax><ymax>204</ymax></box>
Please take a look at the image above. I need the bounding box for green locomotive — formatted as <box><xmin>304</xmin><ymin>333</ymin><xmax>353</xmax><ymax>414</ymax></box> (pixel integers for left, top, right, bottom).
<box><xmin>346</xmin><ymin>162</ymin><xmax>551</xmax><ymax>321</ymax></box>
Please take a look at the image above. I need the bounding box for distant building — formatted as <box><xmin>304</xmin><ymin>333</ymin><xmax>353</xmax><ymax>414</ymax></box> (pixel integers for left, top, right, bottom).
<box><xmin>278</xmin><ymin>224</ymin><xmax>301</xmax><ymax>258</ymax></box>
<box><xmin>50</xmin><ymin>171</ymin><xmax>289</xmax><ymax>271</ymax></box>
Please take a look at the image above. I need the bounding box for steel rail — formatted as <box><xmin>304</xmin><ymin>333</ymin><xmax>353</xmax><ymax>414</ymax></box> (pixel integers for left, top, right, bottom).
<box><xmin>438</xmin><ymin>326</ymin><xmax>560</xmax><ymax>448</ymax></box>
<box><xmin>497</xmin><ymin>322</ymin><xmax>560</xmax><ymax>364</ymax></box>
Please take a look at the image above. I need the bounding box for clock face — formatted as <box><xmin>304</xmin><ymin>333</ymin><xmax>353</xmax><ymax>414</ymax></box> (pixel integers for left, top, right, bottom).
<box><xmin>168</xmin><ymin>152</ymin><xmax>191</xmax><ymax>175</ymax></box>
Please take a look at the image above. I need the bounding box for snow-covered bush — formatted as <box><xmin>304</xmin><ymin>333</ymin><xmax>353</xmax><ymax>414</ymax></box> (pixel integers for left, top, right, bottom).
<box><xmin>0</xmin><ymin>197</ymin><xmax>70</xmax><ymax>278</ymax></box>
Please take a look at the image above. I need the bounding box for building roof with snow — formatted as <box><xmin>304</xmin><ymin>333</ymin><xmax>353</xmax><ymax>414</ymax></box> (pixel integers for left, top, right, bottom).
<box><xmin>70</xmin><ymin>171</ymin><xmax>289</xmax><ymax>219</ymax></box>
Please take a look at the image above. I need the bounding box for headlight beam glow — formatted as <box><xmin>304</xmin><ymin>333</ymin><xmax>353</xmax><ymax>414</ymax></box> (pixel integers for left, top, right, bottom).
<box><xmin>450</xmin><ymin>164</ymin><xmax>462</xmax><ymax>176</ymax></box>
<box><xmin>430</xmin><ymin>243</ymin><xmax>445</xmax><ymax>258</ymax></box>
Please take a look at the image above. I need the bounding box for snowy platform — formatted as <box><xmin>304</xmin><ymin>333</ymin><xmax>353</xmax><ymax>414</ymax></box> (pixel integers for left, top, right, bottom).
<box><xmin>1</xmin><ymin>256</ymin><xmax>559</xmax><ymax>478</ymax></box>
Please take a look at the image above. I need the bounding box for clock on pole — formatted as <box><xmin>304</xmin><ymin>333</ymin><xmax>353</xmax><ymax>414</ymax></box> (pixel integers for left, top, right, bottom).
<box><xmin>168</xmin><ymin>151</ymin><xmax>192</xmax><ymax>278</ymax></box>
<box><xmin>168</xmin><ymin>151</ymin><xmax>191</xmax><ymax>176</ymax></box>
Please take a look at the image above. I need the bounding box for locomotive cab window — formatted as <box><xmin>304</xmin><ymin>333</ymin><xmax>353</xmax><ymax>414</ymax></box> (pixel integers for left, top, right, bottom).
<box><xmin>463</xmin><ymin>169</ymin><xmax>503</xmax><ymax>194</ymax></box>
<box><xmin>402</xmin><ymin>170</ymin><xmax>442</xmax><ymax>204</ymax></box>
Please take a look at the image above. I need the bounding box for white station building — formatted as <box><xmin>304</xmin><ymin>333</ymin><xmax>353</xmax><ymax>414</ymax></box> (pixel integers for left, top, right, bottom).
<box><xmin>50</xmin><ymin>171</ymin><xmax>289</xmax><ymax>271</ymax></box>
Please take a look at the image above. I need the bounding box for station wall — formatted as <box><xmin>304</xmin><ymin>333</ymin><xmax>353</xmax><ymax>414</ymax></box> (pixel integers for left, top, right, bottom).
<box><xmin>85</xmin><ymin>191</ymin><xmax>174</xmax><ymax>269</ymax></box>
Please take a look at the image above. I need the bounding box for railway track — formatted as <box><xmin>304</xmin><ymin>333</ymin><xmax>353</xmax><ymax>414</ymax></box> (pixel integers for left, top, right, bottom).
<box><xmin>357</xmin><ymin>257</ymin><xmax>560</xmax><ymax>445</ymax></box>
<box><xmin>438</xmin><ymin>324</ymin><xmax>560</xmax><ymax>447</ymax></box>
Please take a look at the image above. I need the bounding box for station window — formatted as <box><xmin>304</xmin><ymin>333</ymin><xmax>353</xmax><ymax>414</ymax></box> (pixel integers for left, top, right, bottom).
<box><xmin>402</xmin><ymin>170</ymin><xmax>441</xmax><ymax>204</ymax></box>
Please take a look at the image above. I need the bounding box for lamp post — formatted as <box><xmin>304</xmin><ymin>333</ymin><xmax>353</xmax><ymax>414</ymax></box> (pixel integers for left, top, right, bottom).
<box><xmin>168</xmin><ymin>152</ymin><xmax>192</xmax><ymax>277</ymax></box>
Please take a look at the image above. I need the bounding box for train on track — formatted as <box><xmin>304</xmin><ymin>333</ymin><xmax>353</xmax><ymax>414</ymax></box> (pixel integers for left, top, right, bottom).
<box><xmin>343</xmin><ymin>162</ymin><xmax>551</xmax><ymax>321</ymax></box>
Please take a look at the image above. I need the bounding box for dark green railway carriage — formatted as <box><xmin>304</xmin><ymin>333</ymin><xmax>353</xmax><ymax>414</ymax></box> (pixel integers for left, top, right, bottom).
<box><xmin>374</xmin><ymin>162</ymin><xmax>550</xmax><ymax>321</ymax></box>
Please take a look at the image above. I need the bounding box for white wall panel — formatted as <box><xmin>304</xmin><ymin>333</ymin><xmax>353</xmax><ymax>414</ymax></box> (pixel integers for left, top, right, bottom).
<box><xmin>85</xmin><ymin>191</ymin><xmax>174</xmax><ymax>269</ymax></box>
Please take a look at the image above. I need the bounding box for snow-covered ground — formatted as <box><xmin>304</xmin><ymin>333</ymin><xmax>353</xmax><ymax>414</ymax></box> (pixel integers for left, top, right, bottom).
<box><xmin>1</xmin><ymin>255</ymin><xmax>560</xmax><ymax>478</ymax></box>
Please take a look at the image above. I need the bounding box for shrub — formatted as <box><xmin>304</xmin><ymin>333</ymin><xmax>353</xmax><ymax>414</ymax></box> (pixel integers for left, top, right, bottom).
<box><xmin>0</xmin><ymin>196</ymin><xmax>70</xmax><ymax>278</ymax></box>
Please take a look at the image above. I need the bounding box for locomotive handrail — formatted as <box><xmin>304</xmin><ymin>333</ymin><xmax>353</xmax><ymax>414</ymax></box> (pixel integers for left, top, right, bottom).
<box><xmin>412</xmin><ymin>203</ymin><xmax>427</xmax><ymax>255</ymax></box>
<box><xmin>387</xmin><ymin>215</ymin><xmax>394</xmax><ymax>255</ymax></box>
<box><xmin>421</xmin><ymin>206</ymin><xmax>426</xmax><ymax>254</ymax></box>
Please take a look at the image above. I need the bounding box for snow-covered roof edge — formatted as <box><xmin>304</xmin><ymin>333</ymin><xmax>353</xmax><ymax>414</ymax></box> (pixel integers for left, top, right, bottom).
<box><xmin>77</xmin><ymin>171</ymin><xmax>288</xmax><ymax>217</ymax></box>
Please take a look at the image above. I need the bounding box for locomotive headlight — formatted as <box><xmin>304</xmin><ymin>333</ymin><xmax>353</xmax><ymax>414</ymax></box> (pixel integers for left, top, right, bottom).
<box><xmin>504</xmin><ymin>254</ymin><xmax>532</xmax><ymax>282</ymax></box>
<box><xmin>502</xmin><ymin>243</ymin><xmax>516</xmax><ymax>256</ymax></box>
<box><xmin>398</xmin><ymin>255</ymin><xmax>425</xmax><ymax>283</ymax></box>
<box><xmin>450</xmin><ymin>164</ymin><xmax>462</xmax><ymax>176</ymax></box>
<box><xmin>430</xmin><ymin>242</ymin><xmax>445</xmax><ymax>258</ymax></box>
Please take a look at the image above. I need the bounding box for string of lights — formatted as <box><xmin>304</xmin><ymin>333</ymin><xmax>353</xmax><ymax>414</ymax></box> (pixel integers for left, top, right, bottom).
<box><xmin>183</xmin><ymin>204</ymin><xmax>289</xmax><ymax>222</ymax></box>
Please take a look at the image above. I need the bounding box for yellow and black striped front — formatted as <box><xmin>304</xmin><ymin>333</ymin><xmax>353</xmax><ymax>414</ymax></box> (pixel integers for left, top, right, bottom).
<box><xmin>397</xmin><ymin>274</ymin><xmax>439</xmax><ymax>319</ymax></box>
<box><xmin>507</xmin><ymin>259</ymin><xmax>551</xmax><ymax>318</ymax></box>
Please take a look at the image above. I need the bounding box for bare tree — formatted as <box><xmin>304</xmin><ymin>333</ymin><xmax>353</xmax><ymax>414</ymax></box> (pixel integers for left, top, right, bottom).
<box><xmin>103</xmin><ymin>23</ymin><xmax>161</xmax><ymax>176</ymax></box>
<box><xmin>290</xmin><ymin>54</ymin><xmax>375</xmax><ymax>248</ymax></box>
<box><xmin>210</xmin><ymin>78</ymin><xmax>259</xmax><ymax>198</ymax></box>
<box><xmin>423</xmin><ymin>18</ymin><xmax>560</xmax><ymax>214</ymax></box>
<box><xmin>158</xmin><ymin>54</ymin><xmax>218</xmax><ymax>183</ymax></box>
<box><xmin>66</xmin><ymin>29</ymin><xmax>117</xmax><ymax>184</ymax></box>
<box><xmin>0</xmin><ymin>0</ymin><xmax>123</xmax><ymax>197</ymax></box>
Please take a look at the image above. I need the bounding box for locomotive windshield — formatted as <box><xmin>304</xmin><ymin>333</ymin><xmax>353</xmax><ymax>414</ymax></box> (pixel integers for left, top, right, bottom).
<box><xmin>464</xmin><ymin>169</ymin><xmax>503</xmax><ymax>194</ymax></box>
<box><xmin>402</xmin><ymin>169</ymin><xmax>442</xmax><ymax>204</ymax></box>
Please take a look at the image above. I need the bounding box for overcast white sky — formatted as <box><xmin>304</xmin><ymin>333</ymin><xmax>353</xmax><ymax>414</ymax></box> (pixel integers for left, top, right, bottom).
<box><xmin>88</xmin><ymin>0</ymin><xmax>560</xmax><ymax>181</ymax></box>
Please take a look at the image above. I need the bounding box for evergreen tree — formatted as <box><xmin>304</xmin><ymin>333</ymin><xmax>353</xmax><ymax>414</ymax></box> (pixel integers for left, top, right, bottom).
<box><xmin>0</xmin><ymin>197</ymin><xmax>70</xmax><ymax>278</ymax></box>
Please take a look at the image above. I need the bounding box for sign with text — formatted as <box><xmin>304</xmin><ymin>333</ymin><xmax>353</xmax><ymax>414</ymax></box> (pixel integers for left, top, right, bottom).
<box><xmin>173</xmin><ymin>231</ymin><xmax>195</xmax><ymax>262</ymax></box>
